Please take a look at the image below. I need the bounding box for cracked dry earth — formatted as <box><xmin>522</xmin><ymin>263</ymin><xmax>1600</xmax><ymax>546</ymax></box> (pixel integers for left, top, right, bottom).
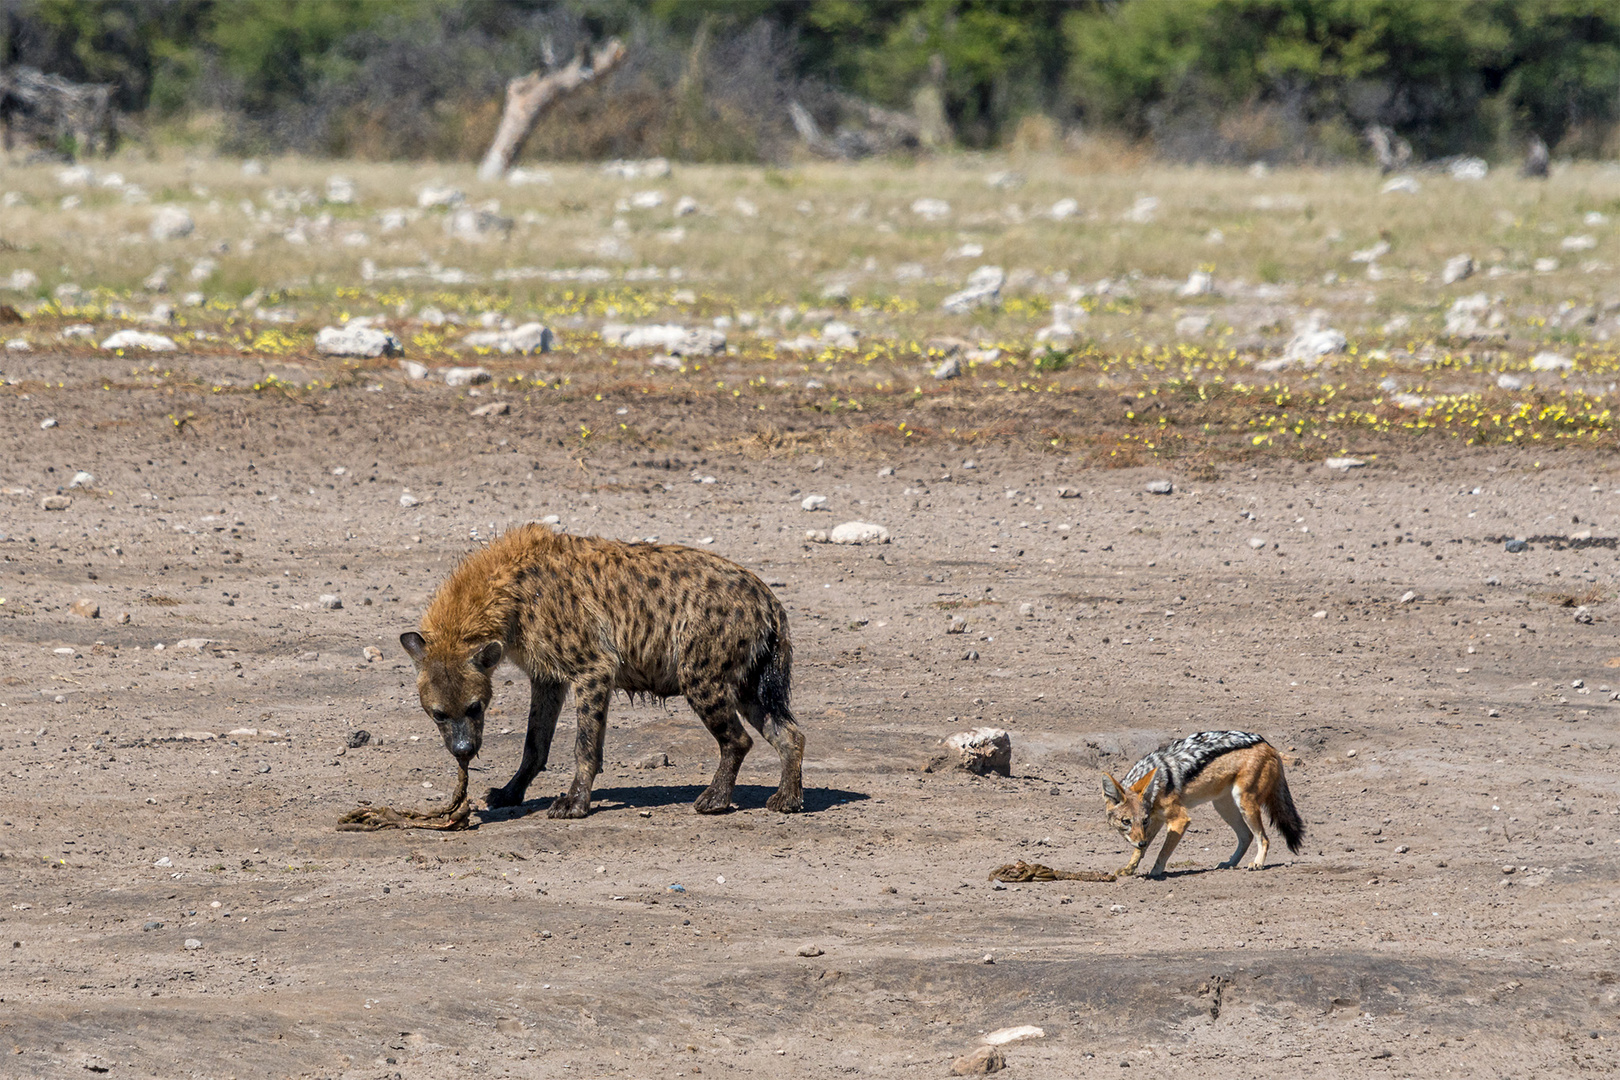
<box><xmin>1</xmin><ymin>360</ymin><xmax>1618</xmax><ymax>1080</ymax></box>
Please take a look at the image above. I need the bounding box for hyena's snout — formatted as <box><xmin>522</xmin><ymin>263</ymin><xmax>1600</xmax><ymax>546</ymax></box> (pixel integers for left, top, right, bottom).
<box><xmin>435</xmin><ymin>705</ymin><xmax>485</xmax><ymax>764</ymax></box>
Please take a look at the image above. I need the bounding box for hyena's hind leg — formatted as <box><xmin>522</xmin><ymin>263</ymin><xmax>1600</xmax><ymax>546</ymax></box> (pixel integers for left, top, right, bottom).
<box><xmin>1211</xmin><ymin>791</ymin><xmax>1254</xmax><ymax>869</ymax></box>
<box><xmin>741</xmin><ymin>698</ymin><xmax>804</xmax><ymax>813</ymax></box>
<box><xmin>689</xmin><ymin>681</ymin><xmax>752</xmax><ymax>815</ymax></box>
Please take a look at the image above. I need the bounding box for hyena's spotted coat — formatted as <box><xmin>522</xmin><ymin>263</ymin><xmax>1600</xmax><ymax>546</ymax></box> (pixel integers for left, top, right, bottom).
<box><xmin>401</xmin><ymin>524</ymin><xmax>804</xmax><ymax>818</ymax></box>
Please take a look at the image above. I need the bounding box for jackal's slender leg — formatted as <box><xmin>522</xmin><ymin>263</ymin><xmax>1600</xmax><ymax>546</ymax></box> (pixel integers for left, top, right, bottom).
<box><xmin>1148</xmin><ymin>806</ymin><xmax>1192</xmax><ymax>878</ymax></box>
<box><xmin>547</xmin><ymin>669</ymin><xmax>613</xmax><ymax>819</ymax></box>
<box><xmin>1237</xmin><ymin>787</ymin><xmax>1271</xmax><ymax>868</ymax></box>
<box><xmin>487</xmin><ymin>679</ymin><xmax>566</xmax><ymax>809</ymax></box>
<box><xmin>1117</xmin><ymin>817</ymin><xmax>1162</xmax><ymax>877</ymax></box>
<box><xmin>691</xmin><ymin>684</ymin><xmax>751</xmax><ymax>814</ymax></box>
<box><xmin>742</xmin><ymin>701</ymin><xmax>805</xmax><ymax>813</ymax></box>
<box><xmin>1212</xmin><ymin>791</ymin><xmax>1254</xmax><ymax>868</ymax></box>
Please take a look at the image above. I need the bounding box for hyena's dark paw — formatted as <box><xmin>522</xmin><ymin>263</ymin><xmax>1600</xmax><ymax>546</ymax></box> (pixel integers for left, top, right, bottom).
<box><xmin>765</xmin><ymin>788</ymin><xmax>803</xmax><ymax>813</ymax></box>
<box><xmin>692</xmin><ymin>785</ymin><xmax>735</xmax><ymax>815</ymax></box>
<box><xmin>545</xmin><ymin>791</ymin><xmax>590</xmax><ymax>819</ymax></box>
<box><xmin>485</xmin><ymin>786</ymin><xmax>522</xmax><ymax>810</ymax></box>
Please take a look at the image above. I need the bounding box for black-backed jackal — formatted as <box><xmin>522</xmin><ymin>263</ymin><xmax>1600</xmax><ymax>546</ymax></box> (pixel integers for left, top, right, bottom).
<box><xmin>1102</xmin><ymin>730</ymin><xmax>1304</xmax><ymax>878</ymax></box>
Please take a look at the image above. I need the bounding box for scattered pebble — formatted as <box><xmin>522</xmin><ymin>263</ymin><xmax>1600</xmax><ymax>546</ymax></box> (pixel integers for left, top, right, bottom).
<box><xmin>183</xmin><ymin>938</ymin><xmax>202</xmax><ymax>951</ymax></box>
<box><xmin>41</xmin><ymin>494</ymin><xmax>72</xmax><ymax>510</ymax></box>
<box><xmin>347</xmin><ymin>730</ymin><xmax>372</xmax><ymax>749</ymax></box>
<box><xmin>796</xmin><ymin>943</ymin><xmax>824</xmax><ymax>957</ymax></box>
<box><xmin>636</xmin><ymin>753</ymin><xmax>670</xmax><ymax>770</ymax></box>
<box><xmin>319</xmin><ymin>595</ymin><xmax>343</xmax><ymax>610</ymax></box>
<box><xmin>1145</xmin><ymin>480</ymin><xmax>1173</xmax><ymax>495</ymax></box>
<box><xmin>801</xmin><ymin>494</ymin><xmax>827</xmax><ymax>511</ymax></box>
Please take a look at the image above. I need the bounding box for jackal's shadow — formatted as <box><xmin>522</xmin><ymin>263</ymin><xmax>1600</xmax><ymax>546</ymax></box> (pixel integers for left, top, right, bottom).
<box><xmin>479</xmin><ymin>783</ymin><xmax>867</xmax><ymax>821</ymax></box>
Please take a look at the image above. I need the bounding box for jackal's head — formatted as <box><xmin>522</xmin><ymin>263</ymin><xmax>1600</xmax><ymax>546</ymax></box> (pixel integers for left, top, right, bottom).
<box><xmin>399</xmin><ymin>633</ymin><xmax>503</xmax><ymax>765</ymax></box>
<box><xmin>1102</xmin><ymin>769</ymin><xmax>1157</xmax><ymax>849</ymax></box>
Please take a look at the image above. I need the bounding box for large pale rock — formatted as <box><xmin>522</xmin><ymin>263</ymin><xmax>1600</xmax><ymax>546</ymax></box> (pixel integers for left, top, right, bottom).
<box><xmin>1442</xmin><ymin>254</ymin><xmax>1475</xmax><ymax>285</ymax></box>
<box><xmin>149</xmin><ymin>205</ymin><xmax>194</xmax><ymax>241</ymax></box>
<box><xmin>942</xmin><ymin>266</ymin><xmax>1005</xmax><ymax>314</ymax></box>
<box><xmin>601</xmin><ymin>323</ymin><xmax>725</xmax><ymax>356</ymax></box>
<box><xmin>829</xmin><ymin>521</ymin><xmax>890</xmax><ymax>545</ymax></box>
<box><xmin>1444</xmin><ymin>293</ymin><xmax>1504</xmax><ymax>339</ymax></box>
<box><xmin>462</xmin><ymin>322</ymin><xmax>553</xmax><ymax>354</ymax></box>
<box><xmin>442</xmin><ymin>366</ymin><xmax>491</xmax><ymax>387</ymax></box>
<box><xmin>942</xmin><ymin>727</ymin><xmax>1012</xmax><ymax>777</ymax></box>
<box><xmin>417</xmin><ymin>185</ymin><xmax>465</xmax><ymax>209</ymax></box>
<box><xmin>315</xmin><ymin>325</ymin><xmax>402</xmax><ymax>358</ymax></box>
<box><xmin>100</xmin><ymin>330</ymin><xmax>177</xmax><ymax>351</ymax></box>
<box><xmin>445</xmin><ymin>206</ymin><xmax>513</xmax><ymax>241</ymax></box>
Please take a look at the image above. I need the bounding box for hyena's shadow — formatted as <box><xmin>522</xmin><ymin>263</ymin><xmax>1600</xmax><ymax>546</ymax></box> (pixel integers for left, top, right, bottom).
<box><xmin>479</xmin><ymin>783</ymin><xmax>867</xmax><ymax>821</ymax></box>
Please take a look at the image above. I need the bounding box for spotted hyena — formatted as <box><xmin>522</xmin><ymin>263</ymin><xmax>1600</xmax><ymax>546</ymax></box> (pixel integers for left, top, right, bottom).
<box><xmin>400</xmin><ymin>523</ymin><xmax>804</xmax><ymax>818</ymax></box>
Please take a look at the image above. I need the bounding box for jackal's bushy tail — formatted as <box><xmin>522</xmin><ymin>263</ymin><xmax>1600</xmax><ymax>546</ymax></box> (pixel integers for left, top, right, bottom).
<box><xmin>1269</xmin><ymin>767</ymin><xmax>1306</xmax><ymax>854</ymax></box>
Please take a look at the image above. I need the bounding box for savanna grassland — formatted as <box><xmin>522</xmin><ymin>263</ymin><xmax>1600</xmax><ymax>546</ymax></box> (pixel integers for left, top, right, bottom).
<box><xmin>1</xmin><ymin>153</ymin><xmax>1618</xmax><ymax>1080</ymax></box>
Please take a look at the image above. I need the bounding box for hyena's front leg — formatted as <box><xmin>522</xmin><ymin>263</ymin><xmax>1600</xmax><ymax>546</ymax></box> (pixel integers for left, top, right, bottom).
<box><xmin>547</xmin><ymin>671</ymin><xmax>612</xmax><ymax>819</ymax></box>
<box><xmin>487</xmin><ymin>679</ymin><xmax>565</xmax><ymax>809</ymax></box>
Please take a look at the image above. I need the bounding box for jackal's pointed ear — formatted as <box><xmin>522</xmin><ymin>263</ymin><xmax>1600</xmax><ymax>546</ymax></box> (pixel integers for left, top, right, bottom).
<box><xmin>1130</xmin><ymin>767</ymin><xmax>1157</xmax><ymax>796</ymax></box>
<box><xmin>472</xmin><ymin>641</ymin><xmax>503</xmax><ymax>672</ymax></box>
<box><xmin>400</xmin><ymin>632</ymin><xmax>428</xmax><ymax>665</ymax></box>
<box><xmin>1102</xmin><ymin>771</ymin><xmax>1125</xmax><ymax>803</ymax></box>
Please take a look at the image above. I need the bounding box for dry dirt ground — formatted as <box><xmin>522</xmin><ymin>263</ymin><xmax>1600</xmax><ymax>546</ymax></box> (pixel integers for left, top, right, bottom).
<box><xmin>1</xmin><ymin>356</ymin><xmax>1618</xmax><ymax>1080</ymax></box>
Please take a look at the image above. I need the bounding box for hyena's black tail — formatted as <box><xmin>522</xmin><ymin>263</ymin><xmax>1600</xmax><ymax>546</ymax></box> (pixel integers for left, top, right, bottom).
<box><xmin>754</xmin><ymin>623</ymin><xmax>795</xmax><ymax>723</ymax></box>
<box><xmin>1269</xmin><ymin>767</ymin><xmax>1306</xmax><ymax>854</ymax></box>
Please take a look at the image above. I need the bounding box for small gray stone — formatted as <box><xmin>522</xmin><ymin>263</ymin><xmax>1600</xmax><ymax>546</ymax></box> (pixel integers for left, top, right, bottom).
<box><xmin>346</xmin><ymin>730</ymin><xmax>372</xmax><ymax>749</ymax></box>
<box><xmin>801</xmin><ymin>494</ymin><xmax>828</xmax><ymax>512</ymax></box>
<box><xmin>1145</xmin><ymin>480</ymin><xmax>1173</xmax><ymax>495</ymax></box>
<box><xmin>1505</xmin><ymin>539</ymin><xmax>1528</xmax><ymax>553</ymax></box>
<box><xmin>41</xmin><ymin>494</ymin><xmax>72</xmax><ymax>510</ymax></box>
<box><xmin>319</xmin><ymin>594</ymin><xmax>343</xmax><ymax>610</ymax></box>
<box><xmin>183</xmin><ymin>938</ymin><xmax>202</xmax><ymax>950</ymax></box>
<box><xmin>257</xmin><ymin>762</ymin><xmax>270</xmax><ymax>774</ymax></box>
<box><xmin>796</xmin><ymin>943</ymin><xmax>824</xmax><ymax>957</ymax></box>
<box><xmin>635</xmin><ymin>752</ymin><xmax>670</xmax><ymax>770</ymax></box>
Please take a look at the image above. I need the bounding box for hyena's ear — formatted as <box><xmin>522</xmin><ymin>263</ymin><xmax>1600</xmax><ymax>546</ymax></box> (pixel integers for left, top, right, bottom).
<box><xmin>400</xmin><ymin>632</ymin><xmax>428</xmax><ymax>666</ymax></box>
<box><xmin>472</xmin><ymin>641</ymin><xmax>503</xmax><ymax>672</ymax></box>
<box><xmin>1102</xmin><ymin>771</ymin><xmax>1125</xmax><ymax>803</ymax></box>
<box><xmin>1130</xmin><ymin>767</ymin><xmax>1158</xmax><ymax>796</ymax></box>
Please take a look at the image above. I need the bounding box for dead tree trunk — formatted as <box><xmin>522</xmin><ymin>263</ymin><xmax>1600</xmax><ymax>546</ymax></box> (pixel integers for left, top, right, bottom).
<box><xmin>477</xmin><ymin>39</ymin><xmax>627</xmax><ymax>182</ymax></box>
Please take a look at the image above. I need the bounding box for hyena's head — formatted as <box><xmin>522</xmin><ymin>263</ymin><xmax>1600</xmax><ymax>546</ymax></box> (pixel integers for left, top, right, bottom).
<box><xmin>1102</xmin><ymin>768</ymin><xmax>1157</xmax><ymax>849</ymax></box>
<box><xmin>399</xmin><ymin>633</ymin><xmax>502</xmax><ymax>765</ymax></box>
